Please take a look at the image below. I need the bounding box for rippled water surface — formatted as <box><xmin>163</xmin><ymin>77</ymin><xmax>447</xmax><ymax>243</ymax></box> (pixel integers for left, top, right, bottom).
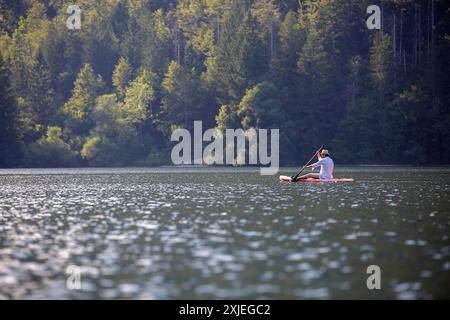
<box><xmin>0</xmin><ymin>167</ymin><xmax>449</xmax><ymax>299</ymax></box>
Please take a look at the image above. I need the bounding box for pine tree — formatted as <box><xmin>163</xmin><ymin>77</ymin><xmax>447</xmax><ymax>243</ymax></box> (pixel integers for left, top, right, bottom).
<box><xmin>112</xmin><ymin>57</ymin><xmax>133</xmax><ymax>100</ymax></box>
<box><xmin>0</xmin><ymin>0</ymin><xmax>448</xmax><ymax>166</ymax></box>
<box><xmin>27</xmin><ymin>53</ymin><xmax>55</xmax><ymax>128</ymax></box>
<box><xmin>123</xmin><ymin>70</ymin><xmax>156</xmax><ymax>126</ymax></box>
<box><xmin>205</xmin><ymin>0</ymin><xmax>268</xmax><ymax>103</ymax></box>
<box><xmin>8</xmin><ymin>17</ymin><xmax>32</xmax><ymax>99</ymax></box>
<box><xmin>272</xmin><ymin>10</ymin><xmax>302</xmax><ymax>84</ymax></box>
<box><xmin>0</xmin><ymin>56</ymin><xmax>20</xmax><ymax>166</ymax></box>
<box><xmin>62</xmin><ymin>64</ymin><xmax>105</xmax><ymax>135</ymax></box>
<box><xmin>161</xmin><ymin>61</ymin><xmax>194</xmax><ymax>127</ymax></box>
<box><xmin>237</xmin><ymin>81</ymin><xmax>284</xmax><ymax>129</ymax></box>
<box><xmin>250</xmin><ymin>0</ymin><xmax>280</xmax><ymax>60</ymax></box>
<box><xmin>370</xmin><ymin>33</ymin><xmax>394</xmax><ymax>108</ymax></box>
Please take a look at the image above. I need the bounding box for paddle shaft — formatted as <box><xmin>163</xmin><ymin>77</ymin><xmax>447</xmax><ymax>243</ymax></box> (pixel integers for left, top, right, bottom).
<box><xmin>292</xmin><ymin>145</ymin><xmax>324</xmax><ymax>181</ymax></box>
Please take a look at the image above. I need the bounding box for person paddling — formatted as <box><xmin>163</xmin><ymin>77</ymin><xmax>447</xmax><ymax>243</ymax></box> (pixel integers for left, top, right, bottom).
<box><xmin>296</xmin><ymin>149</ymin><xmax>334</xmax><ymax>181</ymax></box>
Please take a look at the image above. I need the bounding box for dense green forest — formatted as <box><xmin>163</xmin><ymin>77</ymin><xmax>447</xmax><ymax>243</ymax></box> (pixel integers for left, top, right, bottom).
<box><xmin>0</xmin><ymin>0</ymin><xmax>449</xmax><ymax>167</ymax></box>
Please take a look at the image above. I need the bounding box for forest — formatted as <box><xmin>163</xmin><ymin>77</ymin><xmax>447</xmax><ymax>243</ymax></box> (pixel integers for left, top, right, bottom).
<box><xmin>0</xmin><ymin>0</ymin><xmax>449</xmax><ymax>167</ymax></box>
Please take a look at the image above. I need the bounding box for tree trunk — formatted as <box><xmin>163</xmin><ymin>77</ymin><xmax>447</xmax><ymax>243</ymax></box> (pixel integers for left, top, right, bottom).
<box><xmin>418</xmin><ymin>3</ymin><xmax>422</xmax><ymax>63</ymax></box>
<box><xmin>393</xmin><ymin>13</ymin><xmax>397</xmax><ymax>89</ymax></box>
<box><xmin>431</xmin><ymin>0</ymin><xmax>435</xmax><ymax>108</ymax></box>
<box><xmin>403</xmin><ymin>49</ymin><xmax>407</xmax><ymax>76</ymax></box>
<box><xmin>174</xmin><ymin>27</ymin><xmax>181</xmax><ymax>64</ymax></box>
<box><xmin>427</xmin><ymin>0</ymin><xmax>431</xmax><ymax>55</ymax></box>
<box><xmin>399</xmin><ymin>11</ymin><xmax>403</xmax><ymax>65</ymax></box>
<box><xmin>414</xmin><ymin>3</ymin><xmax>418</xmax><ymax>65</ymax></box>
<box><xmin>393</xmin><ymin>13</ymin><xmax>396</xmax><ymax>62</ymax></box>
<box><xmin>184</xmin><ymin>101</ymin><xmax>187</xmax><ymax>128</ymax></box>
<box><xmin>270</xmin><ymin>13</ymin><xmax>274</xmax><ymax>60</ymax></box>
<box><xmin>216</xmin><ymin>15</ymin><xmax>220</xmax><ymax>44</ymax></box>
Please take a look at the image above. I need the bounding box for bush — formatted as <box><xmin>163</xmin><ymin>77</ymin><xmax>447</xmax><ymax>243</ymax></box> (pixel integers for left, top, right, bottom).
<box><xmin>81</xmin><ymin>130</ymin><xmax>143</xmax><ymax>167</ymax></box>
<box><xmin>81</xmin><ymin>135</ymin><xmax>120</xmax><ymax>166</ymax></box>
<box><xmin>24</xmin><ymin>126</ymin><xmax>81</xmax><ymax>167</ymax></box>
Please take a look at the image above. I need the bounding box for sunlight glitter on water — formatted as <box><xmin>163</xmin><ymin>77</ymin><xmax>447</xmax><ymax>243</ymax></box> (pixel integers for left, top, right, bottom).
<box><xmin>0</xmin><ymin>167</ymin><xmax>449</xmax><ymax>299</ymax></box>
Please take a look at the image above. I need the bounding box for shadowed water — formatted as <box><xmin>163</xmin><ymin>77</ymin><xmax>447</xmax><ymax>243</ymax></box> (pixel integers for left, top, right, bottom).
<box><xmin>0</xmin><ymin>167</ymin><xmax>449</xmax><ymax>299</ymax></box>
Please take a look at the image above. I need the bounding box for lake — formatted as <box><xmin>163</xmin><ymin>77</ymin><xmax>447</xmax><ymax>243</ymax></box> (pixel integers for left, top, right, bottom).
<box><xmin>0</xmin><ymin>167</ymin><xmax>449</xmax><ymax>299</ymax></box>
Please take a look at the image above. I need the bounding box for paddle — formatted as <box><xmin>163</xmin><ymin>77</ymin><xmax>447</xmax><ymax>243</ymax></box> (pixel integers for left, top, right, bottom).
<box><xmin>291</xmin><ymin>145</ymin><xmax>324</xmax><ymax>182</ymax></box>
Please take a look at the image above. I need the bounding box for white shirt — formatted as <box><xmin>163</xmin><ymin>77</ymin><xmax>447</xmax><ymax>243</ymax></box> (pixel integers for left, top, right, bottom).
<box><xmin>311</xmin><ymin>156</ymin><xmax>334</xmax><ymax>179</ymax></box>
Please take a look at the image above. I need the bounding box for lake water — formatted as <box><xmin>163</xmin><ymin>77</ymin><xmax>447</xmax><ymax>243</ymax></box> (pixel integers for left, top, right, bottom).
<box><xmin>0</xmin><ymin>167</ymin><xmax>449</xmax><ymax>299</ymax></box>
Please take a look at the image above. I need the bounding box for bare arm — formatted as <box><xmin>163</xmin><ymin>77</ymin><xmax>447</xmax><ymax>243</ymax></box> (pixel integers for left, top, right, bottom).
<box><xmin>306</xmin><ymin>157</ymin><xmax>324</xmax><ymax>170</ymax></box>
<box><xmin>305</xmin><ymin>152</ymin><xmax>322</xmax><ymax>169</ymax></box>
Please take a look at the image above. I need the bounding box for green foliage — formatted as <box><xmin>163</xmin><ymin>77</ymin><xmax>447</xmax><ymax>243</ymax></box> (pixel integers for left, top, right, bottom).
<box><xmin>272</xmin><ymin>10</ymin><xmax>302</xmax><ymax>83</ymax></box>
<box><xmin>333</xmin><ymin>97</ymin><xmax>383</xmax><ymax>163</ymax></box>
<box><xmin>80</xmin><ymin>93</ymin><xmax>146</xmax><ymax>167</ymax></box>
<box><xmin>91</xmin><ymin>94</ymin><xmax>125</xmax><ymax>135</ymax></box>
<box><xmin>0</xmin><ymin>0</ymin><xmax>449</xmax><ymax>167</ymax></box>
<box><xmin>81</xmin><ymin>130</ymin><xmax>142</xmax><ymax>167</ymax></box>
<box><xmin>80</xmin><ymin>135</ymin><xmax>101</xmax><ymax>162</ymax></box>
<box><xmin>215</xmin><ymin>104</ymin><xmax>239</xmax><ymax>131</ymax></box>
<box><xmin>138</xmin><ymin>146</ymin><xmax>170</xmax><ymax>166</ymax></box>
<box><xmin>124</xmin><ymin>70</ymin><xmax>156</xmax><ymax>125</ymax></box>
<box><xmin>162</xmin><ymin>61</ymin><xmax>209</xmax><ymax>128</ymax></box>
<box><xmin>62</xmin><ymin>64</ymin><xmax>105</xmax><ymax>134</ymax></box>
<box><xmin>237</xmin><ymin>81</ymin><xmax>284</xmax><ymax>129</ymax></box>
<box><xmin>0</xmin><ymin>56</ymin><xmax>21</xmax><ymax>166</ymax></box>
<box><xmin>24</xmin><ymin>126</ymin><xmax>80</xmax><ymax>167</ymax></box>
<box><xmin>205</xmin><ymin>0</ymin><xmax>269</xmax><ymax>102</ymax></box>
<box><xmin>112</xmin><ymin>57</ymin><xmax>133</xmax><ymax>99</ymax></box>
<box><xmin>370</xmin><ymin>33</ymin><xmax>394</xmax><ymax>98</ymax></box>
<box><xmin>298</xmin><ymin>28</ymin><xmax>331</xmax><ymax>86</ymax></box>
<box><xmin>124</xmin><ymin>8</ymin><xmax>172</xmax><ymax>76</ymax></box>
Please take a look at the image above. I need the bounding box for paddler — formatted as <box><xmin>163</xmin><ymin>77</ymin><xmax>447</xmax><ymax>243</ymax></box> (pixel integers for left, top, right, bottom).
<box><xmin>297</xmin><ymin>149</ymin><xmax>334</xmax><ymax>180</ymax></box>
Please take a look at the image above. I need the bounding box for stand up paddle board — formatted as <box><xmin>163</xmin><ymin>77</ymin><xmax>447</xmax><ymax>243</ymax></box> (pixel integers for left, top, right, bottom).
<box><xmin>279</xmin><ymin>175</ymin><xmax>354</xmax><ymax>183</ymax></box>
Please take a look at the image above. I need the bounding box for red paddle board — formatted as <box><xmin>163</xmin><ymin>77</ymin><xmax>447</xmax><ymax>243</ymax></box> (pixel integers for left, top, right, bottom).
<box><xmin>279</xmin><ymin>175</ymin><xmax>354</xmax><ymax>183</ymax></box>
